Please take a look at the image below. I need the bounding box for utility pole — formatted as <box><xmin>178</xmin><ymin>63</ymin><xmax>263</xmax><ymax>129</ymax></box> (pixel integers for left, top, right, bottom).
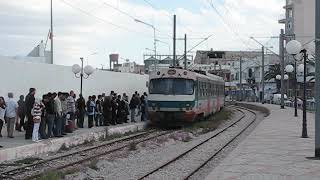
<box><xmin>315</xmin><ymin>0</ymin><xmax>320</xmax><ymax>157</ymax></box>
<box><xmin>153</xmin><ymin>27</ymin><xmax>157</xmax><ymax>71</ymax></box>
<box><xmin>184</xmin><ymin>34</ymin><xmax>187</xmax><ymax>70</ymax></box>
<box><xmin>239</xmin><ymin>56</ymin><xmax>243</xmax><ymax>101</ymax></box>
<box><xmin>280</xmin><ymin>29</ymin><xmax>285</xmax><ymax>109</ymax></box>
<box><xmin>173</xmin><ymin>15</ymin><xmax>176</xmax><ymax>67</ymax></box>
<box><xmin>50</xmin><ymin>0</ymin><xmax>53</xmax><ymax>64</ymax></box>
<box><xmin>261</xmin><ymin>46</ymin><xmax>265</xmax><ymax>104</ymax></box>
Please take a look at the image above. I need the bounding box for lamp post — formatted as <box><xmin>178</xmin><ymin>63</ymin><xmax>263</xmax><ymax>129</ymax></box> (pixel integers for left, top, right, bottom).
<box><xmin>284</xmin><ymin>74</ymin><xmax>289</xmax><ymax>95</ymax></box>
<box><xmin>135</xmin><ymin>19</ymin><xmax>157</xmax><ymax>70</ymax></box>
<box><xmin>286</xmin><ymin>40</ymin><xmax>309</xmax><ymax>138</ymax></box>
<box><xmin>276</xmin><ymin>74</ymin><xmax>282</xmax><ymax>94</ymax></box>
<box><xmin>285</xmin><ymin>64</ymin><xmax>298</xmax><ymax>116</ymax></box>
<box><xmin>72</xmin><ymin>57</ymin><xmax>94</xmax><ymax>96</ymax></box>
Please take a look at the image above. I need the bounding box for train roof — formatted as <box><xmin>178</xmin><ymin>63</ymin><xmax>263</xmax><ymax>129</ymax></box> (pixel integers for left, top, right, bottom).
<box><xmin>150</xmin><ymin>67</ymin><xmax>224</xmax><ymax>82</ymax></box>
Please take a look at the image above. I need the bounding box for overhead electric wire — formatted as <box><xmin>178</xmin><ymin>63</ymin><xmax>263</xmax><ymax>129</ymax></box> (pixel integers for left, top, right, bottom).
<box><xmin>100</xmin><ymin>0</ymin><xmax>136</xmax><ymax>19</ymax></box>
<box><xmin>99</xmin><ymin>0</ymin><xmax>171</xmax><ymax>38</ymax></box>
<box><xmin>206</xmin><ymin>0</ymin><xmax>254</xmax><ymax>49</ymax></box>
<box><xmin>141</xmin><ymin>0</ymin><xmax>195</xmax><ymax>34</ymax></box>
<box><xmin>59</xmin><ymin>0</ymin><xmax>153</xmax><ymax>38</ymax></box>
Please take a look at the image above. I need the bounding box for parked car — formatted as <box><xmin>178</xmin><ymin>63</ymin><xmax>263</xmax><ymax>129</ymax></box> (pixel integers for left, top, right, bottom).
<box><xmin>273</xmin><ymin>94</ymin><xmax>288</xmax><ymax>105</ymax></box>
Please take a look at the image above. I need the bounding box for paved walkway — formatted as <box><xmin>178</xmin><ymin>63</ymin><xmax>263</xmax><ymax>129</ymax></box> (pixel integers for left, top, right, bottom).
<box><xmin>205</xmin><ymin>103</ymin><xmax>320</xmax><ymax>180</ymax></box>
<box><xmin>0</xmin><ymin>115</ymin><xmax>144</xmax><ymax>162</ymax></box>
<box><xmin>0</xmin><ymin>114</ymin><xmax>142</xmax><ymax>149</ymax></box>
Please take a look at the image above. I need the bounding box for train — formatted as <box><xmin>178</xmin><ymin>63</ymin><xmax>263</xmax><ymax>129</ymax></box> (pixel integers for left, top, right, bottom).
<box><xmin>147</xmin><ymin>67</ymin><xmax>225</xmax><ymax>125</ymax></box>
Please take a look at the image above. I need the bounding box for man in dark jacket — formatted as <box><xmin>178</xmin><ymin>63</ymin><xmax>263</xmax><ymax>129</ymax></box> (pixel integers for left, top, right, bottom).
<box><xmin>45</xmin><ymin>93</ymin><xmax>56</xmax><ymax>138</ymax></box>
<box><xmin>76</xmin><ymin>94</ymin><xmax>86</xmax><ymax>128</ymax></box>
<box><xmin>129</xmin><ymin>94</ymin><xmax>136</xmax><ymax>122</ymax></box>
<box><xmin>17</xmin><ymin>95</ymin><xmax>26</xmax><ymax>131</ymax></box>
<box><xmin>25</xmin><ymin>88</ymin><xmax>36</xmax><ymax>139</ymax></box>
<box><xmin>111</xmin><ymin>96</ymin><xmax>118</xmax><ymax>125</ymax></box>
<box><xmin>116</xmin><ymin>95</ymin><xmax>122</xmax><ymax>124</ymax></box>
<box><xmin>102</xmin><ymin>96</ymin><xmax>112</xmax><ymax>126</ymax></box>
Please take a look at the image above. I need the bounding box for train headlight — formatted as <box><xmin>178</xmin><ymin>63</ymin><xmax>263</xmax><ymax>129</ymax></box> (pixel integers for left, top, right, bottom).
<box><xmin>152</xmin><ymin>103</ymin><xmax>156</xmax><ymax>110</ymax></box>
<box><xmin>186</xmin><ymin>104</ymin><xmax>191</xmax><ymax>111</ymax></box>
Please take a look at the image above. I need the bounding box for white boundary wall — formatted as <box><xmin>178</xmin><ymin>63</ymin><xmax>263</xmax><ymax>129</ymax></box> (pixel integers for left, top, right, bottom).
<box><xmin>0</xmin><ymin>59</ymin><xmax>148</xmax><ymax>100</ymax></box>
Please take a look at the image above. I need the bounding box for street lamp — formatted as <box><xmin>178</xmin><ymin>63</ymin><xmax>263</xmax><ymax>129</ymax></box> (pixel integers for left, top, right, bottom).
<box><xmin>286</xmin><ymin>40</ymin><xmax>309</xmax><ymax>138</ymax></box>
<box><xmin>135</xmin><ymin>18</ymin><xmax>157</xmax><ymax>70</ymax></box>
<box><xmin>72</xmin><ymin>57</ymin><xmax>94</xmax><ymax>96</ymax></box>
<box><xmin>285</xmin><ymin>64</ymin><xmax>298</xmax><ymax>117</ymax></box>
<box><xmin>156</xmin><ymin>39</ymin><xmax>171</xmax><ymax>54</ymax></box>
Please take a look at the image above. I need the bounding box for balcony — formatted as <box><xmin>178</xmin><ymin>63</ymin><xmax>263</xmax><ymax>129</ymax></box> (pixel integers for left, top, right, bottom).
<box><xmin>278</xmin><ymin>14</ymin><xmax>286</xmax><ymax>24</ymax></box>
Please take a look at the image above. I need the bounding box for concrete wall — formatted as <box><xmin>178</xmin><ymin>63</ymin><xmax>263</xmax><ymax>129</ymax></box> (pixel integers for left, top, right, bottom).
<box><xmin>0</xmin><ymin>59</ymin><xmax>148</xmax><ymax>100</ymax></box>
<box><xmin>293</xmin><ymin>0</ymin><xmax>315</xmax><ymax>45</ymax></box>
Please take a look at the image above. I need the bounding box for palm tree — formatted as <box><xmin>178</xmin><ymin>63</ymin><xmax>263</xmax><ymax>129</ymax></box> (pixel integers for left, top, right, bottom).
<box><xmin>264</xmin><ymin>64</ymin><xmax>281</xmax><ymax>92</ymax></box>
<box><xmin>264</xmin><ymin>64</ymin><xmax>281</xmax><ymax>81</ymax></box>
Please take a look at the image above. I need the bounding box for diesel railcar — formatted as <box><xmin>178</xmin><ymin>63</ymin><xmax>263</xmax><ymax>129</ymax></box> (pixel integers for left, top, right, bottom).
<box><xmin>148</xmin><ymin>67</ymin><xmax>225</xmax><ymax>125</ymax></box>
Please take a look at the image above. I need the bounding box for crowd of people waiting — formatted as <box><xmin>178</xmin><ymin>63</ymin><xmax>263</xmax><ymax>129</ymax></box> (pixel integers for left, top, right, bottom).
<box><xmin>0</xmin><ymin>88</ymin><xmax>148</xmax><ymax>147</ymax></box>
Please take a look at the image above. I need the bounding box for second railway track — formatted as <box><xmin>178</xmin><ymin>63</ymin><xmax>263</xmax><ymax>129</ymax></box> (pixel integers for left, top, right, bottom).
<box><xmin>0</xmin><ymin>129</ymin><xmax>171</xmax><ymax>180</ymax></box>
<box><xmin>138</xmin><ymin>106</ymin><xmax>258</xmax><ymax>180</ymax></box>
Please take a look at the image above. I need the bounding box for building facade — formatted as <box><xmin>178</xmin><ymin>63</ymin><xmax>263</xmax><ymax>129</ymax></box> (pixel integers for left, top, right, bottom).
<box><xmin>113</xmin><ymin>59</ymin><xmax>144</xmax><ymax>74</ymax></box>
<box><xmin>279</xmin><ymin>0</ymin><xmax>315</xmax><ymax>98</ymax></box>
<box><xmin>0</xmin><ymin>41</ymin><xmax>51</xmax><ymax>64</ymax></box>
<box><xmin>143</xmin><ymin>54</ymin><xmax>193</xmax><ymax>74</ymax></box>
<box><xmin>278</xmin><ymin>0</ymin><xmax>315</xmax><ymax>45</ymax></box>
<box><xmin>194</xmin><ymin>50</ymin><xmax>280</xmax><ymax>100</ymax></box>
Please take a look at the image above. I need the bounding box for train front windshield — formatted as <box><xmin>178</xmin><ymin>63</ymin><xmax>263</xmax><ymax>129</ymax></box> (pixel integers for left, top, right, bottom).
<box><xmin>149</xmin><ymin>78</ymin><xmax>194</xmax><ymax>95</ymax></box>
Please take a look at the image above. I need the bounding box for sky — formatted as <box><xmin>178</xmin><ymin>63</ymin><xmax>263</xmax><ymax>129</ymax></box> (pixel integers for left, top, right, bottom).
<box><xmin>0</xmin><ymin>0</ymin><xmax>284</xmax><ymax>68</ymax></box>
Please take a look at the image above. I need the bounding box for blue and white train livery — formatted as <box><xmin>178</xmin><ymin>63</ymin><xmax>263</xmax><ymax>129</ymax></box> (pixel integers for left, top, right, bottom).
<box><xmin>148</xmin><ymin>67</ymin><xmax>225</xmax><ymax>124</ymax></box>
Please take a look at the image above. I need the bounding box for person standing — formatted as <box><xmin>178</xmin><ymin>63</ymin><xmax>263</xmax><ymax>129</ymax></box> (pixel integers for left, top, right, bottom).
<box><xmin>60</xmin><ymin>93</ymin><xmax>68</xmax><ymax>135</ymax></box>
<box><xmin>129</xmin><ymin>94</ymin><xmax>136</xmax><ymax>122</ymax></box>
<box><xmin>54</xmin><ymin>92</ymin><xmax>63</xmax><ymax>137</ymax></box>
<box><xmin>39</xmin><ymin>94</ymin><xmax>48</xmax><ymax>139</ymax></box>
<box><xmin>76</xmin><ymin>94</ymin><xmax>86</xmax><ymax>128</ymax></box>
<box><xmin>91</xmin><ymin>95</ymin><xmax>98</xmax><ymax>126</ymax></box>
<box><xmin>25</xmin><ymin>88</ymin><xmax>36</xmax><ymax>139</ymax></box>
<box><xmin>143</xmin><ymin>92</ymin><xmax>149</xmax><ymax>120</ymax></box>
<box><xmin>96</xmin><ymin>95</ymin><xmax>103</xmax><ymax>126</ymax></box>
<box><xmin>0</xmin><ymin>97</ymin><xmax>6</xmax><ymax>138</ymax></box>
<box><xmin>116</xmin><ymin>95</ymin><xmax>122</xmax><ymax>124</ymax></box>
<box><xmin>31</xmin><ymin>99</ymin><xmax>44</xmax><ymax>142</ymax></box>
<box><xmin>67</xmin><ymin>91</ymin><xmax>76</xmax><ymax>129</ymax></box>
<box><xmin>140</xmin><ymin>95</ymin><xmax>146</xmax><ymax>122</ymax></box>
<box><xmin>102</xmin><ymin>96</ymin><xmax>112</xmax><ymax>126</ymax></box>
<box><xmin>119</xmin><ymin>96</ymin><xmax>128</xmax><ymax>123</ymax></box>
<box><xmin>5</xmin><ymin>93</ymin><xmax>18</xmax><ymax>138</ymax></box>
<box><xmin>45</xmin><ymin>93</ymin><xmax>55</xmax><ymax>138</ymax></box>
<box><xmin>17</xmin><ymin>95</ymin><xmax>26</xmax><ymax>132</ymax></box>
<box><xmin>111</xmin><ymin>96</ymin><xmax>117</xmax><ymax>125</ymax></box>
<box><xmin>86</xmin><ymin>96</ymin><xmax>95</xmax><ymax>128</ymax></box>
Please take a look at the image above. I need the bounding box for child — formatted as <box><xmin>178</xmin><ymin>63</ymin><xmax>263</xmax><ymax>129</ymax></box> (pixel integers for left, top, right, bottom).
<box><xmin>31</xmin><ymin>99</ymin><xmax>44</xmax><ymax>142</ymax></box>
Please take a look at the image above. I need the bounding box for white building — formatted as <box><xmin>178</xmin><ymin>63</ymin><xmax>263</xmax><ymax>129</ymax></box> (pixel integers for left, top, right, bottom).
<box><xmin>0</xmin><ymin>40</ymin><xmax>51</xmax><ymax>64</ymax></box>
<box><xmin>279</xmin><ymin>0</ymin><xmax>316</xmax><ymax>98</ymax></box>
<box><xmin>115</xmin><ymin>59</ymin><xmax>144</xmax><ymax>74</ymax></box>
<box><xmin>279</xmin><ymin>0</ymin><xmax>315</xmax><ymax>46</ymax></box>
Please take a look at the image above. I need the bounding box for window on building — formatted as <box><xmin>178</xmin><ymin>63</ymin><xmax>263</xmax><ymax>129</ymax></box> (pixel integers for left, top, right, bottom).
<box><xmin>287</xmin><ymin>21</ymin><xmax>292</xmax><ymax>30</ymax></box>
<box><xmin>288</xmin><ymin>9</ymin><xmax>293</xmax><ymax>18</ymax></box>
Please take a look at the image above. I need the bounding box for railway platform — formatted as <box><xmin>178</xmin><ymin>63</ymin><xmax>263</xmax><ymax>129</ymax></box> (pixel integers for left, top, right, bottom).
<box><xmin>205</xmin><ymin>103</ymin><xmax>320</xmax><ymax>180</ymax></box>
<box><xmin>0</xmin><ymin>116</ymin><xmax>146</xmax><ymax>163</ymax></box>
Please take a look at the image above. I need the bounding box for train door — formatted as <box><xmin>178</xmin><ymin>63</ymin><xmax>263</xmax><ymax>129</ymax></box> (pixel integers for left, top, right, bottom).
<box><xmin>195</xmin><ymin>79</ymin><xmax>199</xmax><ymax>108</ymax></box>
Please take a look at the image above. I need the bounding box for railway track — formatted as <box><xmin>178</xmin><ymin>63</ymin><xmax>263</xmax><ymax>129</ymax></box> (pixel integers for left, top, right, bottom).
<box><xmin>138</xmin><ymin>106</ymin><xmax>258</xmax><ymax>180</ymax></box>
<box><xmin>0</xmin><ymin>129</ymin><xmax>172</xmax><ymax>180</ymax></box>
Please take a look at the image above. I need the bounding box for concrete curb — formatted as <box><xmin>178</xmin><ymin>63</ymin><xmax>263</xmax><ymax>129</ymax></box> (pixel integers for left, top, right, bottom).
<box><xmin>0</xmin><ymin>122</ymin><xmax>146</xmax><ymax>163</ymax></box>
<box><xmin>235</xmin><ymin>102</ymin><xmax>271</xmax><ymax>117</ymax></box>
